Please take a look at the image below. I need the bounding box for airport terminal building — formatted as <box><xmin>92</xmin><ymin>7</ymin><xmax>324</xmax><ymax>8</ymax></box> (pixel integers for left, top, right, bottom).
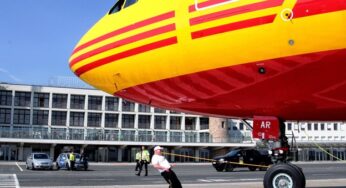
<box><xmin>0</xmin><ymin>83</ymin><xmax>345</xmax><ymax>162</ymax></box>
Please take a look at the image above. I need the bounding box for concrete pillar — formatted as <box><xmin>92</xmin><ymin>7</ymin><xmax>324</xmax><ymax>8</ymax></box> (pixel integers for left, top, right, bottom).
<box><xmin>195</xmin><ymin>148</ymin><xmax>200</xmax><ymax>162</ymax></box>
<box><xmin>18</xmin><ymin>143</ymin><xmax>24</xmax><ymax>161</ymax></box>
<box><xmin>50</xmin><ymin>144</ymin><xmax>56</xmax><ymax>159</ymax></box>
<box><xmin>171</xmin><ymin>149</ymin><xmax>175</xmax><ymax>162</ymax></box>
<box><xmin>118</xmin><ymin>148</ymin><xmax>123</xmax><ymax>162</ymax></box>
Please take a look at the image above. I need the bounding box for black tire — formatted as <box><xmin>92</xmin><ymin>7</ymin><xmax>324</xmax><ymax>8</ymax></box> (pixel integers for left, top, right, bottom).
<box><xmin>263</xmin><ymin>163</ymin><xmax>305</xmax><ymax>188</ymax></box>
<box><xmin>215</xmin><ymin>165</ymin><xmax>225</xmax><ymax>172</ymax></box>
<box><xmin>248</xmin><ymin>166</ymin><xmax>257</xmax><ymax>171</ymax></box>
<box><xmin>286</xmin><ymin>163</ymin><xmax>306</xmax><ymax>188</ymax></box>
<box><xmin>26</xmin><ymin>163</ymin><xmax>29</xmax><ymax>170</ymax></box>
<box><xmin>225</xmin><ymin>164</ymin><xmax>234</xmax><ymax>172</ymax></box>
<box><xmin>31</xmin><ymin>163</ymin><xmax>35</xmax><ymax>170</ymax></box>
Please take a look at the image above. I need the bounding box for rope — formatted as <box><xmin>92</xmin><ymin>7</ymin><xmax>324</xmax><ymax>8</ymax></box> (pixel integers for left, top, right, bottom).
<box><xmin>303</xmin><ymin>130</ymin><xmax>344</xmax><ymax>161</ymax></box>
<box><xmin>162</xmin><ymin>152</ymin><xmax>271</xmax><ymax>168</ymax></box>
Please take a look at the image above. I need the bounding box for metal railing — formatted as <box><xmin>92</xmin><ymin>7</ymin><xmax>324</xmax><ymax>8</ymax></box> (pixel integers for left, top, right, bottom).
<box><xmin>0</xmin><ymin>126</ymin><xmax>249</xmax><ymax>144</ymax></box>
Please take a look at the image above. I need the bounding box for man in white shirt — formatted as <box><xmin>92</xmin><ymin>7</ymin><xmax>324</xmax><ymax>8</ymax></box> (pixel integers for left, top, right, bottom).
<box><xmin>151</xmin><ymin>146</ymin><xmax>182</xmax><ymax>188</ymax></box>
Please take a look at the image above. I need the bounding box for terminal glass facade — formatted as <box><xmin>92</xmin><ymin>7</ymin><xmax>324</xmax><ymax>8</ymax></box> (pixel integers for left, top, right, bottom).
<box><xmin>0</xmin><ymin>84</ymin><xmax>345</xmax><ymax>162</ymax></box>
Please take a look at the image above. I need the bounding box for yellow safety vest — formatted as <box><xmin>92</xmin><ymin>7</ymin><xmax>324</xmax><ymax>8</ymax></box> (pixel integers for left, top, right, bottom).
<box><xmin>69</xmin><ymin>153</ymin><xmax>75</xmax><ymax>161</ymax></box>
<box><xmin>135</xmin><ymin>152</ymin><xmax>141</xmax><ymax>160</ymax></box>
<box><xmin>141</xmin><ymin>150</ymin><xmax>150</xmax><ymax>161</ymax></box>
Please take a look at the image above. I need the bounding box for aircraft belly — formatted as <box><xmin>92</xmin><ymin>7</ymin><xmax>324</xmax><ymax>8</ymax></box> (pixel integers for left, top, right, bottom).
<box><xmin>115</xmin><ymin>48</ymin><xmax>346</xmax><ymax>121</ymax></box>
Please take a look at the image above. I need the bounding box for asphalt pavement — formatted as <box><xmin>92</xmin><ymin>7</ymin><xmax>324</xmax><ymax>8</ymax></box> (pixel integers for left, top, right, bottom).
<box><xmin>0</xmin><ymin>161</ymin><xmax>345</xmax><ymax>188</ymax></box>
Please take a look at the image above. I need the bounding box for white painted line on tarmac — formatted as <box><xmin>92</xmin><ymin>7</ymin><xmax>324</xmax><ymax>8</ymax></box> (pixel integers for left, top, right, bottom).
<box><xmin>0</xmin><ymin>174</ymin><xmax>19</xmax><ymax>188</ymax></box>
<box><xmin>80</xmin><ymin>179</ymin><xmax>115</xmax><ymax>181</ymax></box>
<box><xmin>13</xmin><ymin>174</ymin><xmax>20</xmax><ymax>188</ymax></box>
<box><xmin>197</xmin><ymin>178</ymin><xmax>262</xmax><ymax>183</ymax></box>
<box><xmin>15</xmin><ymin>162</ymin><xmax>23</xmax><ymax>172</ymax></box>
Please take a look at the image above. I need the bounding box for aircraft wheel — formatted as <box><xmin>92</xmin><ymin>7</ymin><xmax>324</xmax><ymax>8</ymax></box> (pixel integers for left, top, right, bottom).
<box><xmin>286</xmin><ymin>163</ymin><xmax>306</xmax><ymax>188</ymax></box>
<box><xmin>263</xmin><ymin>163</ymin><xmax>305</xmax><ymax>188</ymax></box>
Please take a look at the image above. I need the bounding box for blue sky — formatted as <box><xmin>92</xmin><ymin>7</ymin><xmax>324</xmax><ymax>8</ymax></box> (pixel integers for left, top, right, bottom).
<box><xmin>0</xmin><ymin>0</ymin><xmax>115</xmax><ymax>86</ymax></box>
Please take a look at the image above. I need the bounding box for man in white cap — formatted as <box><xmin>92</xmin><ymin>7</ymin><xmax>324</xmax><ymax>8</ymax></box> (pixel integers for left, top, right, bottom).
<box><xmin>151</xmin><ymin>146</ymin><xmax>182</xmax><ymax>188</ymax></box>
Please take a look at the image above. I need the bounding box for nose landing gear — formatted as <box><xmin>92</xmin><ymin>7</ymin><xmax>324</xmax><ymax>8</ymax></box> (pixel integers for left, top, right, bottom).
<box><xmin>252</xmin><ymin>116</ymin><xmax>306</xmax><ymax>188</ymax></box>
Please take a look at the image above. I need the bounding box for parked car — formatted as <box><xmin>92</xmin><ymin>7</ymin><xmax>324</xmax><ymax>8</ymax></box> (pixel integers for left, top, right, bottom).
<box><xmin>26</xmin><ymin>153</ymin><xmax>53</xmax><ymax>170</ymax></box>
<box><xmin>56</xmin><ymin>153</ymin><xmax>88</xmax><ymax>170</ymax></box>
<box><xmin>212</xmin><ymin>148</ymin><xmax>272</xmax><ymax>172</ymax></box>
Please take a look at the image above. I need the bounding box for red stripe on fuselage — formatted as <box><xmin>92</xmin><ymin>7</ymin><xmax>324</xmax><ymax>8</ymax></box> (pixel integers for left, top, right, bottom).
<box><xmin>75</xmin><ymin>37</ymin><xmax>178</xmax><ymax>76</ymax></box>
<box><xmin>72</xmin><ymin>11</ymin><xmax>175</xmax><ymax>56</ymax></box>
<box><xmin>70</xmin><ymin>24</ymin><xmax>176</xmax><ymax>67</ymax></box>
<box><xmin>293</xmin><ymin>0</ymin><xmax>346</xmax><ymax>18</ymax></box>
<box><xmin>189</xmin><ymin>0</ymin><xmax>233</xmax><ymax>12</ymax></box>
<box><xmin>191</xmin><ymin>14</ymin><xmax>276</xmax><ymax>39</ymax></box>
<box><xmin>190</xmin><ymin>0</ymin><xmax>283</xmax><ymax>26</ymax></box>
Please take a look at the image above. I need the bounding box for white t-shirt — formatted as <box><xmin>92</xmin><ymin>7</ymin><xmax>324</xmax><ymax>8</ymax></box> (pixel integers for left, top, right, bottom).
<box><xmin>151</xmin><ymin>154</ymin><xmax>171</xmax><ymax>173</ymax></box>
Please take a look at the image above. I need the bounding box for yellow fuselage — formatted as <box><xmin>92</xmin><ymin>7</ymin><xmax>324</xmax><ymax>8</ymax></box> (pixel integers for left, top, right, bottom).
<box><xmin>69</xmin><ymin>0</ymin><xmax>346</xmax><ymax>120</ymax></box>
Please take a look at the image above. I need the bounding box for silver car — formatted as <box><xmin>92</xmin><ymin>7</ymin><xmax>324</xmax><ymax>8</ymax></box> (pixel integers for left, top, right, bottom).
<box><xmin>26</xmin><ymin>153</ymin><xmax>53</xmax><ymax>170</ymax></box>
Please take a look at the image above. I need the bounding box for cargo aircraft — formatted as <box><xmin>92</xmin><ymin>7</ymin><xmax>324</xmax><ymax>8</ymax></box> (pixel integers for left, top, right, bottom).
<box><xmin>69</xmin><ymin>0</ymin><xmax>346</xmax><ymax>187</ymax></box>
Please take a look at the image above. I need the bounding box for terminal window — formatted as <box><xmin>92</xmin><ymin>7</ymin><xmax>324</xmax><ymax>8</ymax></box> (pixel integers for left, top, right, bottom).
<box><xmin>70</xmin><ymin>112</ymin><xmax>84</xmax><ymax>127</ymax></box>
<box><xmin>13</xmin><ymin>109</ymin><xmax>30</xmax><ymax>125</ymax></box>
<box><xmin>33</xmin><ymin>92</ymin><xmax>49</xmax><ymax>108</ymax></box>
<box><xmin>185</xmin><ymin>117</ymin><xmax>196</xmax><ymax>130</ymax></box>
<box><xmin>170</xmin><ymin>116</ymin><xmax>181</xmax><ymax>130</ymax></box>
<box><xmin>0</xmin><ymin>108</ymin><xmax>11</xmax><ymax>124</ymax></box>
<box><xmin>154</xmin><ymin>116</ymin><xmax>166</xmax><ymax>129</ymax></box>
<box><xmin>51</xmin><ymin>111</ymin><xmax>67</xmax><ymax>126</ymax></box>
<box><xmin>32</xmin><ymin>110</ymin><xmax>49</xmax><ymax>125</ymax></box>
<box><xmin>88</xmin><ymin>96</ymin><xmax>102</xmax><ymax>110</ymax></box>
<box><xmin>87</xmin><ymin>113</ymin><xmax>102</xmax><ymax>127</ymax></box>
<box><xmin>0</xmin><ymin>90</ymin><xmax>12</xmax><ymax>106</ymax></box>
<box><xmin>138</xmin><ymin>115</ymin><xmax>151</xmax><ymax>129</ymax></box>
<box><xmin>52</xmin><ymin>94</ymin><xmax>67</xmax><ymax>109</ymax></box>
<box><xmin>105</xmin><ymin>113</ymin><xmax>118</xmax><ymax>128</ymax></box>
<box><xmin>105</xmin><ymin>97</ymin><xmax>119</xmax><ymax>111</ymax></box>
<box><xmin>14</xmin><ymin>91</ymin><xmax>31</xmax><ymax>107</ymax></box>
<box><xmin>122</xmin><ymin>99</ymin><xmax>135</xmax><ymax>112</ymax></box>
<box><xmin>122</xmin><ymin>114</ymin><xmax>135</xmax><ymax>128</ymax></box>
<box><xmin>70</xmin><ymin>95</ymin><xmax>85</xmax><ymax>109</ymax></box>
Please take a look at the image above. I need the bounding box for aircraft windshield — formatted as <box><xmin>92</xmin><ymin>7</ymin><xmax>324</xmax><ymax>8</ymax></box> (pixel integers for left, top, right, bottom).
<box><xmin>109</xmin><ymin>0</ymin><xmax>125</xmax><ymax>14</ymax></box>
<box><xmin>109</xmin><ymin>0</ymin><xmax>138</xmax><ymax>15</ymax></box>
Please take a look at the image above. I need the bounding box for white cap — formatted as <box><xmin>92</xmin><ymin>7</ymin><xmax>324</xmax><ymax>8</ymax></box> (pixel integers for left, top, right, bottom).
<box><xmin>154</xmin><ymin>146</ymin><xmax>163</xmax><ymax>151</ymax></box>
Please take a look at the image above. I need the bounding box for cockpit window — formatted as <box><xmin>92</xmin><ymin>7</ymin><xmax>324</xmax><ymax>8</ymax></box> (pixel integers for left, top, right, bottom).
<box><xmin>124</xmin><ymin>0</ymin><xmax>138</xmax><ymax>8</ymax></box>
<box><xmin>109</xmin><ymin>0</ymin><xmax>138</xmax><ymax>14</ymax></box>
<box><xmin>109</xmin><ymin>0</ymin><xmax>125</xmax><ymax>15</ymax></box>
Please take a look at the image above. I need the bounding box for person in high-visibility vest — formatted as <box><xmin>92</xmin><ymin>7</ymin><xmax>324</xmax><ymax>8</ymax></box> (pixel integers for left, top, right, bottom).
<box><xmin>135</xmin><ymin>151</ymin><xmax>141</xmax><ymax>171</ymax></box>
<box><xmin>136</xmin><ymin>146</ymin><xmax>150</xmax><ymax>176</ymax></box>
<box><xmin>69</xmin><ymin>151</ymin><xmax>75</xmax><ymax>171</ymax></box>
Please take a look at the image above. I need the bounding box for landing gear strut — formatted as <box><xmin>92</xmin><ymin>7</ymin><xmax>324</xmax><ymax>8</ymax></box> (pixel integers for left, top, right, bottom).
<box><xmin>252</xmin><ymin>116</ymin><xmax>306</xmax><ymax>188</ymax></box>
